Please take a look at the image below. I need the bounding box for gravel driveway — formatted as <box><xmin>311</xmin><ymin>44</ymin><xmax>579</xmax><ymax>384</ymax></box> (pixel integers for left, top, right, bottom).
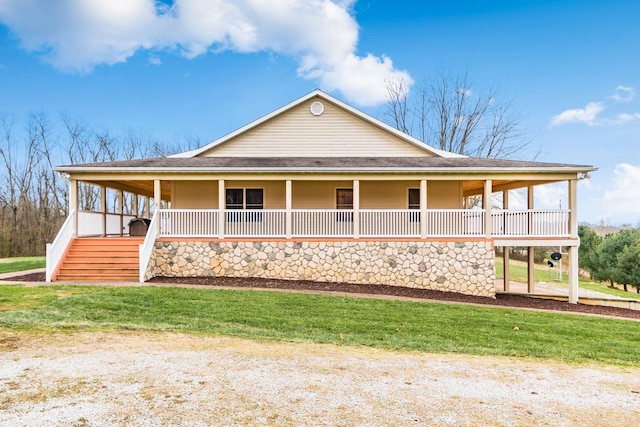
<box><xmin>1</xmin><ymin>331</ymin><xmax>639</xmax><ymax>426</ymax></box>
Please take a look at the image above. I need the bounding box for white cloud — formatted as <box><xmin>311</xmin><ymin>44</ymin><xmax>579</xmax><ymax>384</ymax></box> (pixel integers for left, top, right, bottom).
<box><xmin>148</xmin><ymin>54</ymin><xmax>161</xmax><ymax>66</ymax></box>
<box><xmin>610</xmin><ymin>85</ymin><xmax>635</xmax><ymax>102</ymax></box>
<box><xmin>602</xmin><ymin>112</ymin><xmax>640</xmax><ymax>126</ymax></box>
<box><xmin>549</xmin><ymin>102</ymin><xmax>605</xmax><ymax>127</ymax></box>
<box><xmin>601</xmin><ymin>164</ymin><xmax>640</xmax><ymax>216</ymax></box>
<box><xmin>550</xmin><ymin>85</ymin><xmax>640</xmax><ymax>128</ymax></box>
<box><xmin>0</xmin><ymin>0</ymin><xmax>409</xmax><ymax>106</ymax></box>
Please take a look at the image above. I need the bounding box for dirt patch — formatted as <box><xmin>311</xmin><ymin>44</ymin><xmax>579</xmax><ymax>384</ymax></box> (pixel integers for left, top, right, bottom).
<box><xmin>0</xmin><ymin>331</ymin><xmax>639</xmax><ymax>426</ymax></box>
<box><xmin>5</xmin><ymin>271</ymin><xmax>640</xmax><ymax>320</ymax></box>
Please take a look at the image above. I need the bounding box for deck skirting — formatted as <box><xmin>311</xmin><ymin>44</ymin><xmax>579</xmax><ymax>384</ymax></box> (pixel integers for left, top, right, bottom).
<box><xmin>146</xmin><ymin>240</ymin><xmax>496</xmax><ymax>297</ymax></box>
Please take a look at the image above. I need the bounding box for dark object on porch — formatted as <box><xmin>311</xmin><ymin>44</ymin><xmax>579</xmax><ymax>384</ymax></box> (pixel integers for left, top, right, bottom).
<box><xmin>129</xmin><ymin>218</ymin><xmax>151</xmax><ymax>236</ymax></box>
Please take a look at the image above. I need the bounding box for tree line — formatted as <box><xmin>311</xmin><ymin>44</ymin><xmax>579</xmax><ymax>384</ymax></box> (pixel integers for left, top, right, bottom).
<box><xmin>579</xmin><ymin>225</ymin><xmax>640</xmax><ymax>293</ymax></box>
<box><xmin>0</xmin><ymin>113</ymin><xmax>197</xmax><ymax>257</ymax></box>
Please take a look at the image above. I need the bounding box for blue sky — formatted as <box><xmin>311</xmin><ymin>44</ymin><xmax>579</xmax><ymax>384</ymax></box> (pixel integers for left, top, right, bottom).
<box><xmin>0</xmin><ymin>0</ymin><xmax>639</xmax><ymax>225</ymax></box>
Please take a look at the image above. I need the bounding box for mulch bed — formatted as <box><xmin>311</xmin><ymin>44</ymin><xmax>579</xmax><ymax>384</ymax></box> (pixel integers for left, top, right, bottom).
<box><xmin>5</xmin><ymin>272</ymin><xmax>640</xmax><ymax>320</ymax></box>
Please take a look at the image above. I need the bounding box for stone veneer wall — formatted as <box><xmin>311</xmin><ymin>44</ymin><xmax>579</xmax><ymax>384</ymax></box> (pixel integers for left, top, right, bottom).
<box><xmin>148</xmin><ymin>240</ymin><xmax>496</xmax><ymax>297</ymax></box>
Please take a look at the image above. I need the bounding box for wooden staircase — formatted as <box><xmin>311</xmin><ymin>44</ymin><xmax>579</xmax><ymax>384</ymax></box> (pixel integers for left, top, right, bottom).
<box><xmin>54</xmin><ymin>237</ymin><xmax>144</xmax><ymax>281</ymax></box>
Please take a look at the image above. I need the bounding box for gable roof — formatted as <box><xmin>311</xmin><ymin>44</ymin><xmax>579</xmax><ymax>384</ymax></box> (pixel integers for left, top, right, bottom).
<box><xmin>170</xmin><ymin>89</ymin><xmax>464</xmax><ymax>159</ymax></box>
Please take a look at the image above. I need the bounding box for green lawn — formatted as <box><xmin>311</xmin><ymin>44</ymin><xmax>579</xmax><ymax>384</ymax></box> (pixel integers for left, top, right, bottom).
<box><xmin>0</xmin><ymin>285</ymin><xmax>638</xmax><ymax>366</ymax></box>
<box><xmin>495</xmin><ymin>257</ymin><xmax>640</xmax><ymax>300</ymax></box>
<box><xmin>0</xmin><ymin>256</ymin><xmax>45</xmax><ymax>274</ymax></box>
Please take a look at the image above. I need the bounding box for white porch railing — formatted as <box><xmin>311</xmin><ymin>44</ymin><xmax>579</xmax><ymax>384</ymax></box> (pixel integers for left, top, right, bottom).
<box><xmin>425</xmin><ymin>209</ymin><xmax>486</xmax><ymax>237</ymax></box>
<box><xmin>491</xmin><ymin>209</ymin><xmax>569</xmax><ymax>237</ymax></box>
<box><xmin>226</xmin><ymin>209</ymin><xmax>286</xmax><ymax>237</ymax></box>
<box><xmin>46</xmin><ymin>209</ymin><xmax>76</xmax><ymax>282</ymax></box>
<box><xmin>77</xmin><ymin>210</ymin><xmax>136</xmax><ymax>236</ymax></box>
<box><xmin>139</xmin><ymin>210</ymin><xmax>159</xmax><ymax>282</ymax></box>
<box><xmin>360</xmin><ymin>210</ymin><xmax>420</xmax><ymax>237</ymax></box>
<box><xmin>159</xmin><ymin>209</ymin><xmax>220</xmax><ymax>237</ymax></box>
<box><xmin>149</xmin><ymin>208</ymin><xmax>571</xmax><ymax>239</ymax></box>
<box><xmin>292</xmin><ymin>209</ymin><xmax>355</xmax><ymax>237</ymax></box>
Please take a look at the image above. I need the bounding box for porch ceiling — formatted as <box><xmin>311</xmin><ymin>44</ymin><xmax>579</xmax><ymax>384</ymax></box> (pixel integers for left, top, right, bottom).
<box><xmin>83</xmin><ymin>179</ymin><xmax>172</xmax><ymax>200</ymax></box>
<box><xmin>462</xmin><ymin>179</ymin><xmax>563</xmax><ymax>196</ymax></box>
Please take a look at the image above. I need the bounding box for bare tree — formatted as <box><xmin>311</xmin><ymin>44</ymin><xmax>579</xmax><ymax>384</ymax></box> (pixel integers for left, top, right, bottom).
<box><xmin>0</xmin><ymin>111</ymin><xmax>207</xmax><ymax>256</ymax></box>
<box><xmin>384</xmin><ymin>71</ymin><xmax>532</xmax><ymax>159</ymax></box>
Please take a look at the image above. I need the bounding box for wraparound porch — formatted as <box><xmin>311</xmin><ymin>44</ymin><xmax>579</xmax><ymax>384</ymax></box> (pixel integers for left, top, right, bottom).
<box><xmin>46</xmin><ymin>176</ymin><xmax>581</xmax><ymax>303</ymax></box>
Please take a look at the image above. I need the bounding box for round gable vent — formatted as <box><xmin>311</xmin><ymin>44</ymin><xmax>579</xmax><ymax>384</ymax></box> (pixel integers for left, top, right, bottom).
<box><xmin>310</xmin><ymin>101</ymin><xmax>325</xmax><ymax>116</ymax></box>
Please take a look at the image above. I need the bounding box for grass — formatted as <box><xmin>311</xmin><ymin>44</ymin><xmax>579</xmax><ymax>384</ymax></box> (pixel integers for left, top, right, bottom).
<box><xmin>495</xmin><ymin>257</ymin><xmax>640</xmax><ymax>300</ymax></box>
<box><xmin>0</xmin><ymin>285</ymin><xmax>638</xmax><ymax>366</ymax></box>
<box><xmin>0</xmin><ymin>257</ymin><xmax>45</xmax><ymax>274</ymax></box>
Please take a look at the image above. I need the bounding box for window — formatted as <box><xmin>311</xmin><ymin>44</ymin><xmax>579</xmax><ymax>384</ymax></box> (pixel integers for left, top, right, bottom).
<box><xmin>336</xmin><ymin>189</ymin><xmax>353</xmax><ymax>209</ymax></box>
<box><xmin>408</xmin><ymin>188</ymin><xmax>420</xmax><ymax>222</ymax></box>
<box><xmin>225</xmin><ymin>188</ymin><xmax>264</xmax><ymax>209</ymax></box>
<box><xmin>226</xmin><ymin>189</ymin><xmax>244</xmax><ymax>210</ymax></box>
<box><xmin>245</xmin><ymin>189</ymin><xmax>264</xmax><ymax>210</ymax></box>
<box><xmin>408</xmin><ymin>188</ymin><xmax>420</xmax><ymax>209</ymax></box>
<box><xmin>336</xmin><ymin>188</ymin><xmax>353</xmax><ymax>221</ymax></box>
<box><xmin>226</xmin><ymin>188</ymin><xmax>263</xmax><ymax>221</ymax></box>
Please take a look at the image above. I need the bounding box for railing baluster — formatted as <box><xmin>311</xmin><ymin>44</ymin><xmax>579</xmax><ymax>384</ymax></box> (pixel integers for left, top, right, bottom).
<box><xmin>153</xmin><ymin>208</ymin><xmax>569</xmax><ymax>239</ymax></box>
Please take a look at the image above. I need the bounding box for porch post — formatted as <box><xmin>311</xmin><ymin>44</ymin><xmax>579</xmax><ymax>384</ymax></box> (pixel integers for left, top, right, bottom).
<box><xmin>133</xmin><ymin>193</ymin><xmax>139</xmax><ymax>217</ymax></box>
<box><xmin>568</xmin><ymin>179</ymin><xmax>579</xmax><ymax>303</ymax></box>
<box><xmin>69</xmin><ymin>179</ymin><xmax>78</xmax><ymax>237</ymax></box>
<box><xmin>218</xmin><ymin>180</ymin><xmax>225</xmax><ymax>239</ymax></box>
<box><xmin>100</xmin><ymin>185</ymin><xmax>107</xmax><ymax>237</ymax></box>
<box><xmin>118</xmin><ymin>189</ymin><xmax>124</xmax><ymax>237</ymax></box>
<box><xmin>285</xmin><ymin>180</ymin><xmax>292</xmax><ymax>239</ymax></box>
<box><xmin>568</xmin><ymin>179</ymin><xmax>578</xmax><ymax>238</ymax></box>
<box><xmin>483</xmin><ymin>180</ymin><xmax>492</xmax><ymax>238</ymax></box>
<box><xmin>353</xmin><ymin>180</ymin><xmax>360</xmax><ymax>239</ymax></box>
<box><xmin>527</xmin><ymin>185</ymin><xmax>535</xmax><ymax>293</ymax></box>
<box><xmin>503</xmin><ymin>190</ymin><xmax>510</xmax><ymax>292</ymax></box>
<box><xmin>153</xmin><ymin>180</ymin><xmax>161</xmax><ymax>210</ymax></box>
<box><xmin>420</xmin><ymin>179</ymin><xmax>427</xmax><ymax>238</ymax></box>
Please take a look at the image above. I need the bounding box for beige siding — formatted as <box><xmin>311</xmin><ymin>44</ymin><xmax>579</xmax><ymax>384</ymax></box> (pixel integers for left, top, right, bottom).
<box><xmin>172</xmin><ymin>181</ymin><xmax>218</xmax><ymax>209</ymax></box>
<box><xmin>428</xmin><ymin>181</ymin><xmax>462</xmax><ymax>209</ymax></box>
<box><xmin>171</xmin><ymin>179</ymin><xmax>461</xmax><ymax>210</ymax></box>
<box><xmin>360</xmin><ymin>181</ymin><xmax>419</xmax><ymax>209</ymax></box>
<box><xmin>292</xmin><ymin>181</ymin><xmax>351</xmax><ymax>209</ymax></box>
<box><xmin>200</xmin><ymin>98</ymin><xmax>432</xmax><ymax>158</ymax></box>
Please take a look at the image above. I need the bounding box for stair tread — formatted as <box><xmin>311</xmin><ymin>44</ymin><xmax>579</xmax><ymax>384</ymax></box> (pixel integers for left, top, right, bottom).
<box><xmin>53</xmin><ymin>237</ymin><xmax>145</xmax><ymax>282</ymax></box>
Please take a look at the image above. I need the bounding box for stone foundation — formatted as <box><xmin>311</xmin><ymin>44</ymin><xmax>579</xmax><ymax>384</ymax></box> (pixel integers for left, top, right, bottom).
<box><xmin>148</xmin><ymin>240</ymin><xmax>496</xmax><ymax>297</ymax></box>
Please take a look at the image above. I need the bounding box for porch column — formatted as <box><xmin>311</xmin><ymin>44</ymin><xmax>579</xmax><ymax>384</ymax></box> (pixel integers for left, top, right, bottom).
<box><xmin>568</xmin><ymin>179</ymin><xmax>579</xmax><ymax>303</ymax></box>
<box><xmin>153</xmin><ymin>180</ymin><xmax>161</xmax><ymax>210</ymax></box>
<box><xmin>503</xmin><ymin>190</ymin><xmax>510</xmax><ymax>292</ymax></box>
<box><xmin>483</xmin><ymin>180</ymin><xmax>492</xmax><ymax>238</ymax></box>
<box><xmin>420</xmin><ymin>179</ymin><xmax>427</xmax><ymax>238</ymax></box>
<box><xmin>568</xmin><ymin>179</ymin><xmax>578</xmax><ymax>238</ymax></box>
<box><xmin>100</xmin><ymin>186</ymin><xmax>107</xmax><ymax>237</ymax></box>
<box><xmin>69</xmin><ymin>179</ymin><xmax>78</xmax><ymax>237</ymax></box>
<box><xmin>353</xmin><ymin>180</ymin><xmax>360</xmax><ymax>239</ymax></box>
<box><xmin>568</xmin><ymin>246</ymin><xmax>578</xmax><ymax>304</ymax></box>
<box><xmin>285</xmin><ymin>180</ymin><xmax>292</xmax><ymax>239</ymax></box>
<box><xmin>132</xmin><ymin>193</ymin><xmax>139</xmax><ymax>218</ymax></box>
<box><xmin>527</xmin><ymin>185</ymin><xmax>535</xmax><ymax>293</ymax></box>
<box><xmin>118</xmin><ymin>189</ymin><xmax>124</xmax><ymax>237</ymax></box>
<box><xmin>218</xmin><ymin>180</ymin><xmax>225</xmax><ymax>239</ymax></box>
<box><xmin>145</xmin><ymin>196</ymin><xmax>150</xmax><ymax>218</ymax></box>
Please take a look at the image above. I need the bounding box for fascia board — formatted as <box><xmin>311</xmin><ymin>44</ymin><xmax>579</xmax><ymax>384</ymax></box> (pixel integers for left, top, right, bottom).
<box><xmin>54</xmin><ymin>166</ymin><xmax>598</xmax><ymax>174</ymax></box>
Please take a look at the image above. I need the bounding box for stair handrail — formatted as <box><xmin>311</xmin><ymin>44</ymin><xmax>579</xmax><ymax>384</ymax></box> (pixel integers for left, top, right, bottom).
<box><xmin>46</xmin><ymin>209</ymin><xmax>76</xmax><ymax>282</ymax></box>
<box><xmin>139</xmin><ymin>210</ymin><xmax>160</xmax><ymax>282</ymax></box>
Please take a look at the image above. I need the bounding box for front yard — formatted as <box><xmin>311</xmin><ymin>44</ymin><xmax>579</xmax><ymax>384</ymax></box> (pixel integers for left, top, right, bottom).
<box><xmin>1</xmin><ymin>284</ymin><xmax>638</xmax><ymax>365</ymax></box>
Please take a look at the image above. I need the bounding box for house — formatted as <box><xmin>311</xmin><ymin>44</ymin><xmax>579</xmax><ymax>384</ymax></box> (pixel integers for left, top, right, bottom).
<box><xmin>46</xmin><ymin>89</ymin><xmax>596</xmax><ymax>302</ymax></box>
